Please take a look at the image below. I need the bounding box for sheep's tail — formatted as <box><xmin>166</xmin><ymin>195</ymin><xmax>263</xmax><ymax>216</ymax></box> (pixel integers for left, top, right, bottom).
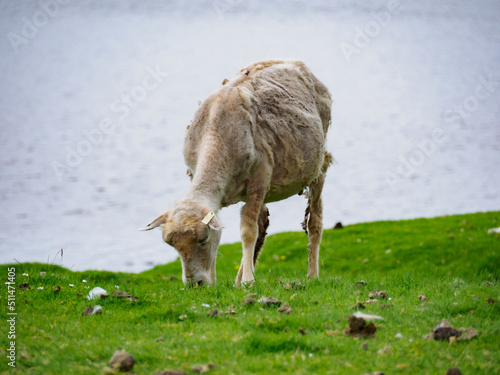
<box><xmin>302</xmin><ymin>151</ymin><xmax>333</xmax><ymax>234</ymax></box>
<box><xmin>253</xmin><ymin>205</ymin><xmax>270</xmax><ymax>266</ymax></box>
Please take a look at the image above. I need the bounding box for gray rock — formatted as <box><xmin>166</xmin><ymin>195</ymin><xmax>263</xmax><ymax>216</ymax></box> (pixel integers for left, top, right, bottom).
<box><xmin>109</xmin><ymin>350</ymin><xmax>135</xmax><ymax>372</ymax></box>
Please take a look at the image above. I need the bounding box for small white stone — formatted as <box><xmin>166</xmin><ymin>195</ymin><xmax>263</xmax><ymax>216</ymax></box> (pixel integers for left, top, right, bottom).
<box><xmin>87</xmin><ymin>287</ymin><xmax>108</xmax><ymax>300</ymax></box>
<box><xmin>353</xmin><ymin>311</ymin><xmax>384</xmax><ymax>320</ymax></box>
<box><xmin>37</xmin><ymin>287</ymin><xmax>44</xmax><ymax>290</ymax></box>
<box><xmin>395</xmin><ymin>333</ymin><xmax>403</xmax><ymax>339</ymax></box>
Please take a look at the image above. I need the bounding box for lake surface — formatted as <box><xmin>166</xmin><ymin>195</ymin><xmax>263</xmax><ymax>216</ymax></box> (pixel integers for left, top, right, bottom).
<box><xmin>0</xmin><ymin>0</ymin><xmax>499</xmax><ymax>272</ymax></box>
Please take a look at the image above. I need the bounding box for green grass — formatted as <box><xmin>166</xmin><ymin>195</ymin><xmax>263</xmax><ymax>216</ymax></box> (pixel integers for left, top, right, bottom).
<box><xmin>1</xmin><ymin>211</ymin><xmax>499</xmax><ymax>374</ymax></box>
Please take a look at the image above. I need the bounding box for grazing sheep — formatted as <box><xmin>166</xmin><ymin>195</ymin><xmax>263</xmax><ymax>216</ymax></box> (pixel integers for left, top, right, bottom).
<box><xmin>141</xmin><ymin>59</ymin><xmax>332</xmax><ymax>286</ymax></box>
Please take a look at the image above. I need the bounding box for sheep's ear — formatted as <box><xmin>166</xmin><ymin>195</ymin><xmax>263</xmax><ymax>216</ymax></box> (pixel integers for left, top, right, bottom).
<box><xmin>208</xmin><ymin>213</ymin><xmax>223</xmax><ymax>231</ymax></box>
<box><xmin>138</xmin><ymin>211</ymin><xmax>169</xmax><ymax>231</ymax></box>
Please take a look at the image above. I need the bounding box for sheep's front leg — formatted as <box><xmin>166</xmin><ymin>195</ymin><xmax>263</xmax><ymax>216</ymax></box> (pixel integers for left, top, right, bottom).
<box><xmin>235</xmin><ymin>190</ymin><xmax>266</xmax><ymax>286</ymax></box>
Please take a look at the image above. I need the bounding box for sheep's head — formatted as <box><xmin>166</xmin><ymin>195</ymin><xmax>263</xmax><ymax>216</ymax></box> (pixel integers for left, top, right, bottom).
<box><xmin>140</xmin><ymin>200</ymin><xmax>222</xmax><ymax>286</ymax></box>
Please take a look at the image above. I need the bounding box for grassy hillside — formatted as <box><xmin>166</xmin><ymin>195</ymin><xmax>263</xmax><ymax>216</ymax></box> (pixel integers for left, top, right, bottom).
<box><xmin>1</xmin><ymin>211</ymin><xmax>499</xmax><ymax>374</ymax></box>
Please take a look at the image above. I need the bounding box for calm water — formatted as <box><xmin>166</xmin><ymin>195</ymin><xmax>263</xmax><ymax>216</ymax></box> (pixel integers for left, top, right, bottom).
<box><xmin>0</xmin><ymin>0</ymin><xmax>499</xmax><ymax>271</ymax></box>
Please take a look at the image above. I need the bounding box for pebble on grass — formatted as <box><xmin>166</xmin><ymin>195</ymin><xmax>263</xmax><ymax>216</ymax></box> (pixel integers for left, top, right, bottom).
<box><xmin>446</xmin><ymin>368</ymin><xmax>463</xmax><ymax>375</ymax></box>
<box><xmin>158</xmin><ymin>275</ymin><xmax>180</xmax><ymax>281</ymax></box>
<box><xmin>155</xmin><ymin>371</ymin><xmax>186</xmax><ymax>375</ymax></box>
<box><xmin>111</xmin><ymin>290</ymin><xmax>138</xmax><ymax>301</ymax></box>
<box><xmin>243</xmin><ymin>298</ymin><xmax>256</xmax><ymax>306</ymax></box>
<box><xmin>278</xmin><ymin>302</ymin><xmax>293</xmax><ymax>314</ymax></box>
<box><xmin>207</xmin><ymin>308</ymin><xmax>235</xmax><ymax>317</ymax></box>
<box><xmin>81</xmin><ymin>305</ymin><xmax>102</xmax><ymax>316</ymax></box>
<box><xmin>418</xmin><ymin>294</ymin><xmax>428</xmax><ymax>301</ymax></box>
<box><xmin>17</xmin><ymin>282</ymin><xmax>30</xmax><ymax>290</ymax></box>
<box><xmin>351</xmin><ymin>302</ymin><xmax>366</xmax><ymax>309</ymax></box>
<box><xmin>377</xmin><ymin>346</ymin><xmax>391</xmax><ymax>355</ymax></box>
<box><xmin>283</xmin><ymin>281</ymin><xmax>305</xmax><ymax>290</ymax></box>
<box><xmin>109</xmin><ymin>350</ymin><xmax>135</xmax><ymax>372</ymax></box>
<box><xmin>192</xmin><ymin>363</ymin><xmax>216</xmax><ymax>373</ymax></box>
<box><xmin>257</xmin><ymin>297</ymin><xmax>282</xmax><ymax>307</ymax></box>
<box><xmin>368</xmin><ymin>290</ymin><xmax>388</xmax><ymax>299</ymax></box>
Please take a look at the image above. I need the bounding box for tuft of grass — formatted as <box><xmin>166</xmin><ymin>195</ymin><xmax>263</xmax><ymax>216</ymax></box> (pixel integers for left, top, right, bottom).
<box><xmin>0</xmin><ymin>211</ymin><xmax>499</xmax><ymax>374</ymax></box>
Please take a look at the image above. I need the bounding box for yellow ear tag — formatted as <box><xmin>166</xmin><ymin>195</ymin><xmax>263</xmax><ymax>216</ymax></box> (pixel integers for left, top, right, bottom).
<box><xmin>202</xmin><ymin>212</ymin><xmax>215</xmax><ymax>225</ymax></box>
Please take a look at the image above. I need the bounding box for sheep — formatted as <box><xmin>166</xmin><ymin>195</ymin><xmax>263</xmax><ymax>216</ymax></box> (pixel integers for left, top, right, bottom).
<box><xmin>140</xmin><ymin>59</ymin><xmax>332</xmax><ymax>286</ymax></box>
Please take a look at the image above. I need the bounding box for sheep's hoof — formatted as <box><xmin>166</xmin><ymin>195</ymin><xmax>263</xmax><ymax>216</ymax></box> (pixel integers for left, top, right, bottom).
<box><xmin>235</xmin><ymin>278</ymin><xmax>255</xmax><ymax>289</ymax></box>
<box><xmin>241</xmin><ymin>280</ymin><xmax>255</xmax><ymax>289</ymax></box>
<box><xmin>307</xmin><ymin>272</ymin><xmax>319</xmax><ymax>280</ymax></box>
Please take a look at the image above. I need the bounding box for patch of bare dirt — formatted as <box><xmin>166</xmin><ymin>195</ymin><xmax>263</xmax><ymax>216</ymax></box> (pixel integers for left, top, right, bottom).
<box><xmin>343</xmin><ymin>315</ymin><xmax>377</xmax><ymax>338</ymax></box>
<box><xmin>423</xmin><ymin>320</ymin><xmax>478</xmax><ymax>342</ymax></box>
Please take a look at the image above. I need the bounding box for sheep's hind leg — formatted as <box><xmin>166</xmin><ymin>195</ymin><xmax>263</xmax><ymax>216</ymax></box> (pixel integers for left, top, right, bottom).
<box><xmin>305</xmin><ymin>173</ymin><xmax>326</xmax><ymax>280</ymax></box>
